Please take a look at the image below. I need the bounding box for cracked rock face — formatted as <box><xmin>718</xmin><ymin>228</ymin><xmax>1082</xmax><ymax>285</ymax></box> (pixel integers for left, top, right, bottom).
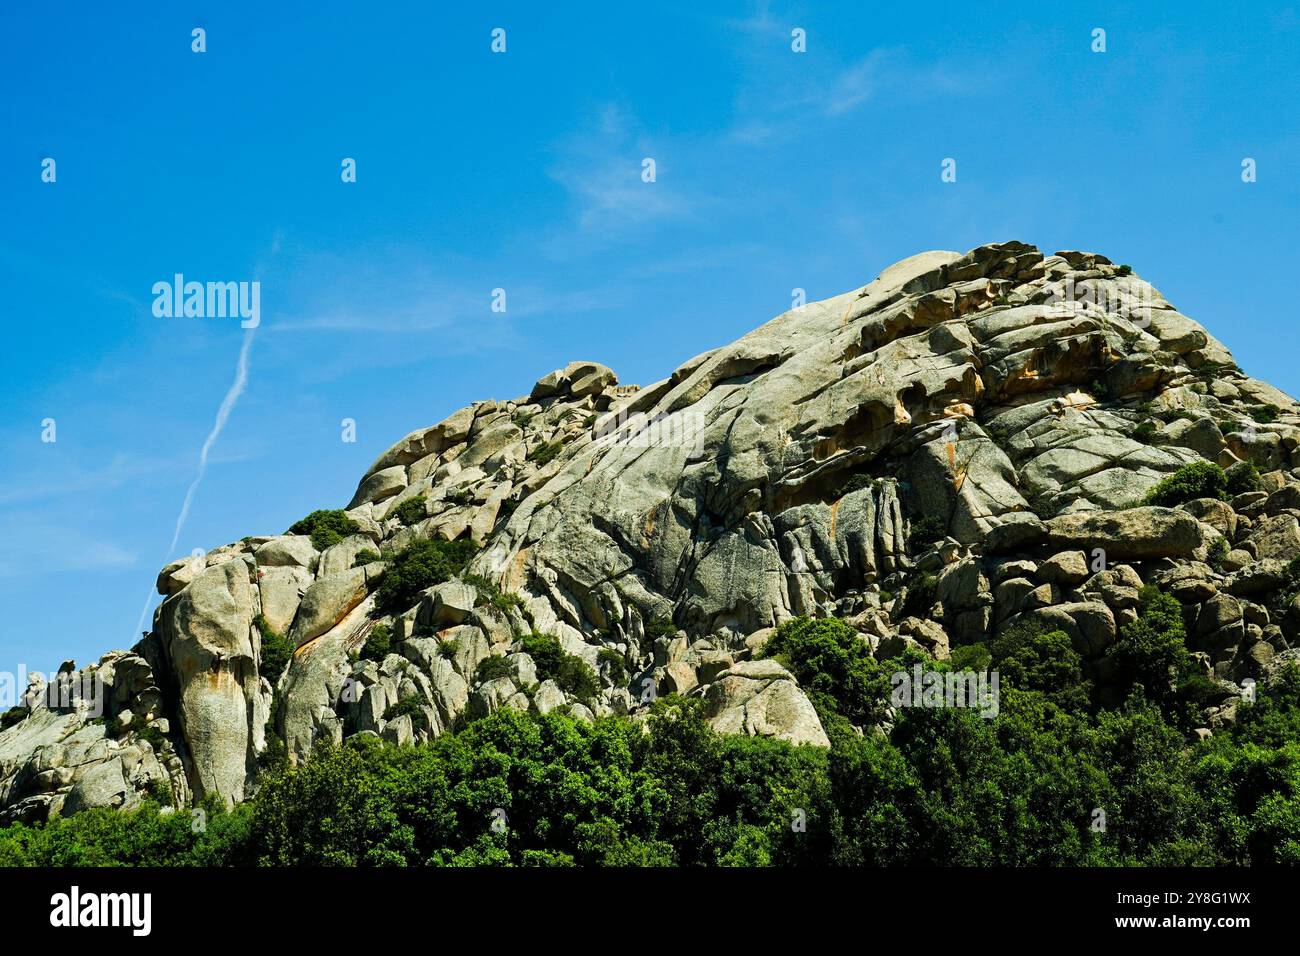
<box><xmin>5</xmin><ymin>240</ymin><xmax>1300</xmax><ymax>815</ymax></box>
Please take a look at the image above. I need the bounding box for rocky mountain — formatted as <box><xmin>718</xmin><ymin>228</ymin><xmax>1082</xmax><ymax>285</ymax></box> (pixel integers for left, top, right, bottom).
<box><xmin>5</xmin><ymin>240</ymin><xmax>1300</xmax><ymax>821</ymax></box>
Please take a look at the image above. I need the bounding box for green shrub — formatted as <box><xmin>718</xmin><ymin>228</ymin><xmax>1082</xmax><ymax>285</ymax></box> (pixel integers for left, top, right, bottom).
<box><xmin>760</xmin><ymin>616</ymin><xmax>891</xmax><ymax>727</ymax></box>
<box><xmin>1225</xmin><ymin>461</ymin><xmax>1261</xmax><ymax>496</ymax></box>
<box><xmin>1206</xmin><ymin>537</ymin><xmax>1229</xmax><ymax>571</ymax></box>
<box><xmin>555</xmin><ymin>656</ymin><xmax>600</xmax><ymax>702</ymax></box>
<box><xmin>255</xmin><ymin>615</ymin><xmax>293</xmax><ymax>680</ymax></box>
<box><xmin>520</xmin><ymin>632</ymin><xmax>563</xmax><ymax>678</ymax></box>
<box><xmin>351</xmin><ymin>549</ymin><xmax>382</xmax><ymax>568</ymax></box>
<box><xmin>518</xmin><ymin>632</ymin><xmax>598</xmax><ymax>700</ymax></box>
<box><xmin>145</xmin><ymin>778</ymin><xmax>174</xmax><ymax>808</ymax></box>
<box><xmin>288</xmin><ymin>510</ymin><xmax>361</xmax><ymax>551</ymax></box>
<box><xmin>597</xmin><ymin>648</ymin><xmax>628</xmax><ymax>687</ymax></box>
<box><xmin>391</xmin><ymin>496</ymin><xmax>428</xmax><ymax>526</ymax></box>
<box><xmin>475</xmin><ymin>656</ymin><xmax>516</xmax><ymax>683</ymax></box>
<box><xmin>1105</xmin><ymin>586</ymin><xmax>1191</xmax><ymax>710</ymax></box>
<box><xmin>841</xmin><ymin>473</ymin><xmax>877</xmax><ymax>497</ymax></box>
<box><xmin>949</xmin><ymin>643</ymin><xmax>991</xmax><ymax>672</ymax></box>
<box><xmin>908</xmin><ymin>515</ymin><xmax>946</xmax><ymax>550</ymax></box>
<box><xmin>1143</xmin><ymin>461</ymin><xmax>1226</xmax><ymax>507</ymax></box>
<box><xmin>900</xmin><ymin>573</ymin><xmax>939</xmax><ymax>618</ymax></box>
<box><xmin>0</xmin><ymin>707</ymin><xmax>28</xmax><ymax>731</ymax></box>
<box><xmin>360</xmin><ymin>622</ymin><xmax>392</xmax><ymax>663</ymax></box>
<box><xmin>1248</xmin><ymin>405</ymin><xmax>1278</xmax><ymax>424</ymax></box>
<box><xmin>375</xmin><ymin>538</ymin><xmax>477</xmax><ymax>613</ymax></box>
<box><xmin>1133</xmin><ymin>420</ymin><xmax>1159</xmax><ymax>444</ymax></box>
<box><xmin>990</xmin><ymin>621</ymin><xmax>1089</xmax><ymax>709</ymax></box>
<box><xmin>645</xmin><ymin>617</ymin><xmax>678</xmax><ymax>640</ymax></box>
<box><xmin>382</xmin><ymin>695</ymin><xmax>424</xmax><ymax>722</ymax></box>
<box><xmin>530</xmin><ymin>440</ymin><xmax>563</xmax><ymax>467</ymax></box>
<box><xmin>1117</xmin><ymin>264</ymin><xmax>1132</xmax><ymax>276</ymax></box>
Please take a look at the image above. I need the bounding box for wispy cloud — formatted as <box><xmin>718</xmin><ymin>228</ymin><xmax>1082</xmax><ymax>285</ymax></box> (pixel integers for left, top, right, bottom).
<box><xmin>547</xmin><ymin>104</ymin><xmax>698</xmax><ymax>238</ymax></box>
<box><xmin>0</xmin><ymin>453</ymin><xmax>173</xmax><ymax>507</ymax></box>
<box><xmin>164</xmin><ymin>327</ymin><xmax>255</xmax><ymax>558</ymax></box>
<box><xmin>718</xmin><ymin>1</ymin><xmax>989</xmax><ymax>145</ymax></box>
<box><xmin>130</xmin><ymin>326</ymin><xmax>255</xmax><ymax>638</ymax></box>
<box><xmin>0</xmin><ymin>527</ymin><xmax>136</xmax><ymax>578</ymax></box>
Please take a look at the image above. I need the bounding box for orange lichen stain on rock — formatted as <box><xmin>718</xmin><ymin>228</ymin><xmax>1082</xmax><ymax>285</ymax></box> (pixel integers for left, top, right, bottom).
<box><xmin>1005</xmin><ymin>361</ymin><xmax>1042</xmax><ymax>388</ymax></box>
<box><xmin>893</xmin><ymin>396</ymin><xmax>912</xmax><ymax>426</ymax></box>
<box><xmin>503</xmin><ymin>546</ymin><xmax>530</xmax><ymax>594</ymax></box>
<box><xmin>829</xmin><ymin>497</ymin><xmax>841</xmax><ymax>540</ymax></box>
<box><xmin>201</xmin><ymin>666</ymin><xmax>236</xmax><ymax>691</ymax></box>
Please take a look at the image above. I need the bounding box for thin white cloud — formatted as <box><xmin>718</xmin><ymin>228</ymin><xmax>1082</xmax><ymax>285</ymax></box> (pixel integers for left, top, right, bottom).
<box><xmin>547</xmin><ymin>105</ymin><xmax>697</xmax><ymax>237</ymax></box>
<box><xmin>0</xmin><ymin>527</ymin><xmax>136</xmax><ymax>578</ymax></box>
<box><xmin>131</xmin><ymin>327</ymin><xmax>255</xmax><ymax>638</ymax></box>
<box><xmin>165</xmin><ymin>327</ymin><xmax>255</xmax><ymax>557</ymax></box>
<box><xmin>0</xmin><ymin>453</ymin><xmax>172</xmax><ymax>506</ymax></box>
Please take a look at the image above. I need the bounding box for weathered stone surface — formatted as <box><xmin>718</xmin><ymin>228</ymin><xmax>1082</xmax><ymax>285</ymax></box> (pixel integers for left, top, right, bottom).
<box><xmin>255</xmin><ymin>535</ymin><xmax>319</xmax><ymax>570</ymax></box>
<box><xmin>701</xmin><ymin>660</ymin><xmax>830</xmax><ymax>747</ymax></box>
<box><xmin>1037</xmin><ymin>551</ymin><xmax>1089</xmax><ymax>586</ymax></box>
<box><xmin>348</xmin><ymin>465</ymin><xmax>408</xmax><ymax>509</ymax></box>
<box><xmin>13</xmin><ymin>240</ymin><xmax>1300</xmax><ymax>822</ymax></box>
<box><xmin>290</xmin><ymin>567</ymin><xmax>377</xmax><ymax>648</ymax></box>
<box><xmin>1046</xmin><ymin>507</ymin><xmax>1220</xmax><ymax>561</ymax></box>
<box><xmin>257</xmin><ymin>565</ymin><xmax>312</xmax><ymax>637</ymax></box>
<box><xmin>156</xmin><ymin>558</ymin><xmax>262</xmax><ymax>805</ymax></box>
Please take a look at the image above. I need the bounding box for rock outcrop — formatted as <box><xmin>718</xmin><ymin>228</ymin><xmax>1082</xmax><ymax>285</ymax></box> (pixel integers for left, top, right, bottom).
<box><xmin>5</xmin><ymin>241</ymin><xmax>1300</xmax><ymax>816</ymax></box>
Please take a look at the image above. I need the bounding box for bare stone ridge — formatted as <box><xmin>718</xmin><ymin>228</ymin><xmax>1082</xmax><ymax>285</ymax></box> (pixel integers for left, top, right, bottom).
<box><xmin>4</xmin><ymin>240</ymin><xmax>1298</xmax><ymax>817</ymax></box>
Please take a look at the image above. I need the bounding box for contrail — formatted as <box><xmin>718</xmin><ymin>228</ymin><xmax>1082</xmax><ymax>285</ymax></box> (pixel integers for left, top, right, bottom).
<box><xmin>131</xmin><ymin>327</ymin><xmax>256</xmax><ymax>640</ymax></box>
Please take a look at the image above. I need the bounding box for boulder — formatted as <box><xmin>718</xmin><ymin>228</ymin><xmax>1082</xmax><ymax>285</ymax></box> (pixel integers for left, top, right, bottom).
<box><xmin>156</xmin><ymin>558</ymin><xmax>262</xmax><ymax>804</ymax></box>
<box><xmin>1037</xmin><ymin>551</ymin><xmax>1089</xmax><ymax>586</ymax></box>
<box><xmin>290</xmin><ymin>568</ymin><xmax>376</xmax><ymax>648</ymax></box>
<box><xmin>1046</xmin><ymin>507</ymin><xmax>1220</xmax><ymax>561</ymax></box>
<box><xmin>700</xmin><ymin>660</ymin><xmax>830</xmax><ymax>747</ymax></box>
<box><xmin>254</xmin><ymin>535</ymin><xmax>319</xmax><ymax>570</ymax></box>
<box><xmin>348</xmin><ymin>465</ymin><xmax>408</xmax><ymax>509</ymax></box>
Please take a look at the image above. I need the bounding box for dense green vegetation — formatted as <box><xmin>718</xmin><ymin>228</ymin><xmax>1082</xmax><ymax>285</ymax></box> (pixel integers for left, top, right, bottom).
<box><xmin>254</xmin><ymin>615</ymin><xmax>293</xmax><ymax>680</ymax></box>
<box><xmin>392</xmin><ymin>496</ymin><xmax>428</xmax><ymax>526</ymax></box>
<box><xmin>529</xmin><ymin>440</ymin><xmax>563</xmax><ymax>467</ymax></box>
<box><xmin>360</xmin><ymin>622</ymin><xmax>393</xmax><ymax>663</ymax></box>
<box><xmin>288</xmin><ymin>509</ymin><xmax>363</xmax><ymax>551</ymax></box>
<box><xmin>759</xmin><ymin>616</ymin><xmax>892</xmax><ymax>728</ymax></box>
<box><xmin>2</xmin><ymin>601</ymin><xmax>1297</xmax><ymax>867</ymax></box>
<box><xmin>1143</xmin><ymin>460</ymin><xmax>1226</xmax><ymax>507</ymax></box>
<box><xmin>1225</xmin><ymin>460</ymin><xmax>1262</xmax><ymax>497</ymax></box>
<box><xmin>3</xmin><ymin>670</ymin><xmax>1297</xmax><ymax>866</ymax></box>
<box><xmin>520</xmin><ymin>632</ymin><xmax>600</xmax><ymax>702</ymax></box>
<box><xmin>375</xmin><ymin>538</ymin><xmax>478</xmax><ymax>613</ymax></box>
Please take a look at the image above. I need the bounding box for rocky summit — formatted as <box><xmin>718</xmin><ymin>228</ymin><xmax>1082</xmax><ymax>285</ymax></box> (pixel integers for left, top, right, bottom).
<box><xmin>5</xmin><ymin>240</ymin><xmax>1300</xmax><ymax>821</ymax></box>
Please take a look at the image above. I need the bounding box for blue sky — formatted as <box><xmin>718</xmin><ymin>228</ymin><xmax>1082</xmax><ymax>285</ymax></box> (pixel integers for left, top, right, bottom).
<box><xmin>1</xmin><ymin>1</ymin><xmax>1297</xmax><ymax>672</ymax></box>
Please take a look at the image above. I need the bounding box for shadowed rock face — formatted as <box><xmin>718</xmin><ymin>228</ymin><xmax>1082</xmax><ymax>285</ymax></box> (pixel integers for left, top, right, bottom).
<box><xmin>5</xmin><ymin>240</ymin><xmax>1300</xmax><ymax>813</ymax></box>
